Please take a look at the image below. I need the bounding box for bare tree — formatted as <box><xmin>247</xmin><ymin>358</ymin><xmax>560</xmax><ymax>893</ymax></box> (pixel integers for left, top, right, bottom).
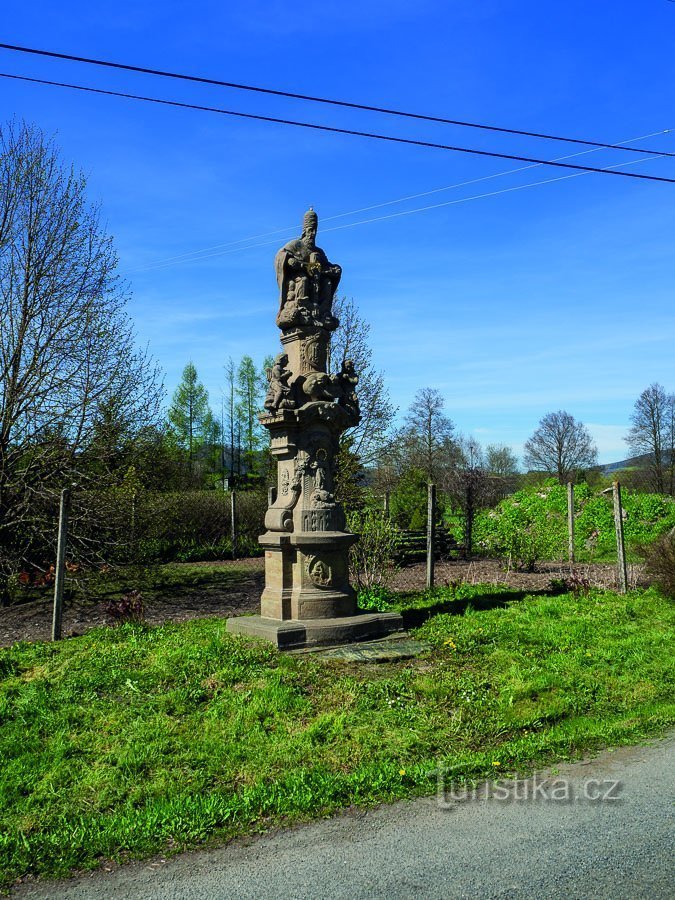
<box><xmin>329</xmin><ymin>296</ymin><xmax>396</xmax><ymax>466</ymax></box>
<box><xmin>524</xmin><ymin>411</ymin><xmax>597</xmax><ymax>484</ymax></box>
<box><xmin>0</xmin><ymin>121</ymin><xmax>162</xmax><ymax>599</ymax></box>
<box><xmin>397</xmin><ymin>388</ymin><xmax>459</xmax><ymax>484</ymax></box>
<box><xmin>626</xmin><ymin>383</ymin><xmax>675</xmax><ymax>495</ymax></box>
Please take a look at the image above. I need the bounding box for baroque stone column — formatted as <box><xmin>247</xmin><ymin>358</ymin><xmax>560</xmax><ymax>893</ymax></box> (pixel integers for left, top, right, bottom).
<box><xmin>227</xmin><ymin>208</ymin><xmax>402</xmax><ymax>649</ymax></box>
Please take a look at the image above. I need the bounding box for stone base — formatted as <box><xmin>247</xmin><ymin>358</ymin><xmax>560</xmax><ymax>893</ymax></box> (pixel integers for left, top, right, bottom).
<box><xmin>226</xmin><ymin>611</ymin><xmax>404</xmax><ymax>650</ymax></box>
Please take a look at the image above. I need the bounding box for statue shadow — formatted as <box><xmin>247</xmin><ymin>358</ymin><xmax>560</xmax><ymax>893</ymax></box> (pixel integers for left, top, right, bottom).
<box><xmin>398</xmin><ymin>587</ymin><xmax>551</xmax><ymax>630</ymax></box>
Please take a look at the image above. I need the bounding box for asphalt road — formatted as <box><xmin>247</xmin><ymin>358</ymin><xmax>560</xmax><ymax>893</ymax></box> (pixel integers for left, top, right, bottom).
<box><xmin>14</xmin><ymin>734</ymin><xmax>674</xmax><ymax>900</ymax></box>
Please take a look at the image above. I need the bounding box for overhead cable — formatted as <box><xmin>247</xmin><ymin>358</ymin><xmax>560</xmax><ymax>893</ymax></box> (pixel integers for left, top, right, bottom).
<box><xmin>125</xmin><ymin>151</ymin><xmax>670</xmax><ymax>275</ymax></box>
<box><xmin>128</xmin><ymin>129</ymin><xmax>671</xmax><ymax>272</ymax></box>
<box><xmin>2</xmin><ymin>72</ymin><xmax>674</xmax><ymax>184</ymax></box>
<box><xmin>0</xmin><ymin>41</ymin><xmax>672</xmax><ymax>158</ymax></box>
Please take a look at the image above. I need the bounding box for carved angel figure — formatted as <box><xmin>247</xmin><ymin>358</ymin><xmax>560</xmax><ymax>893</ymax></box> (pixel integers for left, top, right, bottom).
<box><xmin>264</xmin><ymin>352</ymin><xmax>296</xmax><ymax>411</ymax></box>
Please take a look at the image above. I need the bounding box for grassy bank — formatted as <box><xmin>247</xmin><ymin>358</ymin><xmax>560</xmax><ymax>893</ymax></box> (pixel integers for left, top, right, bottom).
<box><xmin>1</xmin><ymin>585</ymin><xmax>673</xmax><ymax>886</ymax></box>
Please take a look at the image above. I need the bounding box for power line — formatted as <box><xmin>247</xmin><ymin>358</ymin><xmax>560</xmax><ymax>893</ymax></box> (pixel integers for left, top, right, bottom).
<box><xmin>127</xmin><ymin>129</ymin><xmax>669</xmax><ymax>273</ymax></box>
<box><xmin>0</xmin><ymin>41</ymin><xmax>672</xmax><ymax>158</ymax></box>
<box><xmin>2</xmin><ymin>71</ymin><xmax>674</xmax><ymax>184</ymax></box>
<box><xmin>125</xmin><ymin>151</ymin><xmax>670</xmax><ymax>275</ymax></box>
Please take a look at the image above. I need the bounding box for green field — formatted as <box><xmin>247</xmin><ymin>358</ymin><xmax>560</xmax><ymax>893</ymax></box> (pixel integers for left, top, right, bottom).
<box><xmin>1</xmin><ymin>584</ymin><xmax>673</xmax><ymax>887</ymax></box>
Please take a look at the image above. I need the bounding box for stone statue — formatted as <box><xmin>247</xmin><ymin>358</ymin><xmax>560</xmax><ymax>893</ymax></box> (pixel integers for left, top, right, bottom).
<box><xmin>335</xmin><ymin>358</ymin><xmax>360</xmax><ymax>423</ymax></box>
<box><xmin>310</xmin><ymin>447</ymin><xmax>335</xmax><ymax>508</ymax></box>
<box><xmin>227</xmin><ymin>202</ymin><xmax>403</xmax><ymax>648</ymax></box>
<box><xmin>274</xmin><ymin>208</ymin><xmax>342</xmax><ymax>330</ymax></box>
<box><xmin>264</xmin><ymin>352</ymin><xmax>296</xmax><ymax>411</ymax></box>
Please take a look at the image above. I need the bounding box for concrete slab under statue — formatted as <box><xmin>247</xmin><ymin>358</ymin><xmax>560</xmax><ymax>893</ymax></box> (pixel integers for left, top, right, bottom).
<box><xmin>226</xmin><ymin>208</ymin><xmax>403</xmax><ymax>649</ymax></box>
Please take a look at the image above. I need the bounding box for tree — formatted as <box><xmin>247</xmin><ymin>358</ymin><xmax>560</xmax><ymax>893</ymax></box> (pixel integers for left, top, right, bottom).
<box><xmin>167</xmin><ymin>362</ymin><xmax>217</xmax><ymax>475</ymax></box>
<box><xmin>485</xmin><ymin>444</ymin><xmax>519</xmax><ymax>478</ymax></box>
<box><xmin>235</xmin><ymin>355</ymin><xmax>266</xmax><ymax>476</ymax></box>
<box><xmin>524</xmin><ymin>411</ymin><xmax>597</xmax><ymax>484</ymax></box>
<box><xmin>0</xmin><ymin>122</ymin><xmax>163</xmax><ymax>597</ymax></box>
<box><xmin>444</xmin><ymin>436</ymin><xmax>494</xmax><ymax>557</ymax></box>
<box><xmin>329</xmin><ymin>296</ymin><xmax>396</xmax><ymax>467</ymax></box>
<box><xmin>223</xmin><ymin>357</ymin><xmax>239</xmax><ymax>480</ymax></box>
<box><xmin>626</xmin><ymin>383</ymin><xmax>675</xmax><ymax>495</ymax></box>
<box><xmin>397</xmin><ymin>388</ymin><xmax>459</xmax><ymax>484</ymax></box>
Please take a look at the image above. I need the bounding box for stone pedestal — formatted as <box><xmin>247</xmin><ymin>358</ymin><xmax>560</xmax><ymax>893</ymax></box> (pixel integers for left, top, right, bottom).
<box><xmin>226</xmin><ymin>208</ymin><xmax>403</xmax><ymax>649</ymax></box>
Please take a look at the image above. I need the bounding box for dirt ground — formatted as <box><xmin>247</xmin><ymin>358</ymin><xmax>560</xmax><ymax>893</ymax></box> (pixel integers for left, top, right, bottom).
<box><xmin>389</xmin><ymin>557</ymin><xmax>646</xmax><ymax>594</ymax></box>
<box><xmin>0</xmin><ymin>558</ymin><xmax>645</xmax><ymax>649</ymax></box>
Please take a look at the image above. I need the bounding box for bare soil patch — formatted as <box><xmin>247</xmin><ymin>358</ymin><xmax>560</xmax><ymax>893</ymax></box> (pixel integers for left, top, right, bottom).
<box><xmin>389</xmin><ymin>558</ymin><xmax>647</xmax><ymax>594</ymax></box>
<box><xmin>1</xmin><ymin>557</ymin><xmax>647</xmax><ymax>649</ymax></box>
<box><xmin>1</xmin><ymin>563</ymin><xmax>263</xmax><ymax>649</ymax></box>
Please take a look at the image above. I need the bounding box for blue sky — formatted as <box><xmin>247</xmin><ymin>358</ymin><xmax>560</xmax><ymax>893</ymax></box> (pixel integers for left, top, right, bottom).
<box><xmin>2</xmin><ymin>0</ymin><xmax>674</xmax><ymax>464</ymax></box>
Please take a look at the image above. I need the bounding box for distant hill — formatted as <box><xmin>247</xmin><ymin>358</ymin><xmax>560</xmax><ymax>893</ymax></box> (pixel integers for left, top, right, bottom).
<box><xmin>602</xmin><ymin>451</ymin><xmax>672</xmax><ymax>475</ymax></box>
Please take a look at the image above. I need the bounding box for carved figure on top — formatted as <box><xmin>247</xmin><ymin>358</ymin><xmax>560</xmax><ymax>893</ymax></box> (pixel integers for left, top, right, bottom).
<box><xmin>335</xmin><ymin>358</ymin><xmax>360</xmax><ymax>424</ymax></box>
<box><xmin>264</xmin><ymin>352</ymin><xmax>296</xmax><ymax>412</ymax></box>
<box><xmin>274</xmin><ymin>208</ymin><xmax>342</xmax><ymax>331</ymax></box>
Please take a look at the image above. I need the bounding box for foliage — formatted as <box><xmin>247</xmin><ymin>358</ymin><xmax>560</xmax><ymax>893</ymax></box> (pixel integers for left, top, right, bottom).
<box><xmin>0</xmin><ymin>121</ymin><xmax>163</xmax><ymax>601</ymax></box>
<box><xmin>473</xmin><ymin>483</ymin><xmax>565</xmax><ymax>570</ymax></box>
<box><xmin>356</xmin><ymin>584</ymin><xmax>396</xmax><ymax>611</ymax></box>
<box><xmin>236</xmin><ymin>355</ymin><xmax>267</xmax><ymax>476</ymax></box>
<box><xmin>524</xmin><ymin>411</ymin><xmax>597</xmax><ymax>483</ymax></box>
<box><xmin>388</xmin><ymin>467</ymin><xmax>449</xmax><ymax>531</ymax></box>
<box><xmin>643</xmin><ymin>529</ymin><xmax>675</xmax><ymax>598</ymax></box>
<box><xmin>168</xmin><ymin>362</ymin><xmax>218</xmax><ymax>478</ymax></box>
<box><xmin>333</xmin><ymin>436</ymin><xmax>367</xmax><ymax>511</ymax></box>
<box><xmin>347</xmin><ymin>506</ymin><xmax>399</xmax><ymax>591</ymax></box>
<box><xmin>0</xmin><ymin>587</ymin><xmax>672</xmax><ymax>884</ymax></box>
<box><xmin>473</xmin><ymin>482</ymin><xmax>675</xmax><ymax>567</ymax></box>
<box><xmin>134</xmin><ymin>490</ymin><xmax>267</xmax><ymax>562</ymax></box>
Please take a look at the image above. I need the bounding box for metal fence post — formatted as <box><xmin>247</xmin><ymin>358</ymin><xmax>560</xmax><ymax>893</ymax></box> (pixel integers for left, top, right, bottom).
<box><xmin>426</xmin><ymin>482</ymin><xmax>436</xmax><ymax>590</ymax></box>
<box><xmin>52</xmin><ymin>487</ymin><xmax>71</xmax><ymax>641</ymax></box>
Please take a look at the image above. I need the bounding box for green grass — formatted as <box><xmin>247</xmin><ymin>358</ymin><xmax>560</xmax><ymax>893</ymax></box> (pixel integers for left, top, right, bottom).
<box><xmin>0</xmin><ymin>585</ymin><xmax>673</xmax><ymax>886</ymax></box>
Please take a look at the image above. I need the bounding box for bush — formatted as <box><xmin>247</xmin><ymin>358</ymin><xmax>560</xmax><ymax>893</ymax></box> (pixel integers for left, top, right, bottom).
<box><xmin>473</xmin><ymin>482</ymin><xmax>565</xmax><ymax>570</ymax></box>
<box><xmin>134</xmin><ymin>490</ymin><xmax>266</xmax><ymax>562</ymax></box>
<box><xmin>474</xmin><ymin>482</ymin><xmax>675</xmax><ymax>568</ymax></box>
<box><xmin>549</xmin><ymin>570</ymin><xmax>592</xmax><ymax>597</ymax></box>
<box><xmin>357</xmin><ymin>585</ymin><xmax>396</xmax><ymax>611</ymax></box>
<box><xmin>643</xmin><ymin>529</ymin><xmax>675</xmax><ymax>598</ymax></box>
<box><xmin>347</xmin><ymin>507</ymin><xmax>399</xmax><ymax>593</ymax></box>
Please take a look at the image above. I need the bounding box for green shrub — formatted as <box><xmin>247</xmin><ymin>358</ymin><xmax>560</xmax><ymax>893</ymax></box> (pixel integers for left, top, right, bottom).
<box><xmin>357</xmin><ymin>585</ymin><xmax>396</xmax><ymax>611</ymax></box>
<box><xmin>347</xmin><ymin>507</ymin><xmax>399</xmax><ymax>592</ymax></box>
<box><xmin>134</xmin><ymin>490</ymin><xmax>266</xmax><ymax>562</ymax></box>
<box><xmin>473</xmin><ymin>482</ymin><xmax>675</xmax><ymax>567</ymax></box>
<box><xmin>473</xmin><ymin>481</ymin><xmax>565</xmax><ymax>570</ymax></box>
